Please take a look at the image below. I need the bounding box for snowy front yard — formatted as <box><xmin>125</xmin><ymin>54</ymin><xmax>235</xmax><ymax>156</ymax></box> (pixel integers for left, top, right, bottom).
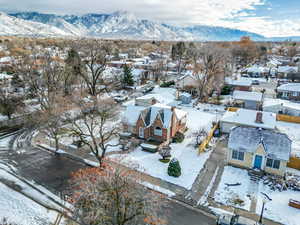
<box><xmin>110</xmin><ymin>108</ymin><xmax>216</xmax><ymax>190</ymax></box>
<box><xmin>214</xmin><ymin>166</ymin><xmax>300</xmax><ymax>225</ymax></box>
<box><xmin>214</xmin><ymin>166</ymin><xmax>252</xmax><ymax>210</ymax></box>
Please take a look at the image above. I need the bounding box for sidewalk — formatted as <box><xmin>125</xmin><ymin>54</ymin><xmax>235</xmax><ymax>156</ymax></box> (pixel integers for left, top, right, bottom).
<box><xmin>33</xmin><ymin>132</ymin><xmax>283</xmax><ymax>225</ymax></box>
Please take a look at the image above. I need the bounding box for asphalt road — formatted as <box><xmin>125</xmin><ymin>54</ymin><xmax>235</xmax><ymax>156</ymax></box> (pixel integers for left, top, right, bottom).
<box><xmin>1</xmin><ymin>133</ymin><xmax>216</xmax><ymax>225</ymax></box>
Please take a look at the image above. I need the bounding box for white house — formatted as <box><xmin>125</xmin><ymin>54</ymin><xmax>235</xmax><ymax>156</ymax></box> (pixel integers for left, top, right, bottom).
<box><xmin>263</xmin><ymin>98</ymin><xmax>300</xmax><ymax>116</ymax></box>
<box><xmin>232</xmin><ymin>90</ymin><xmax>263</xmax><ymax>110</ymax></box>
<box><xmin>220</xmin><ymin>109</ymin><xmax>276</xmax><ymax>133</ymax></box>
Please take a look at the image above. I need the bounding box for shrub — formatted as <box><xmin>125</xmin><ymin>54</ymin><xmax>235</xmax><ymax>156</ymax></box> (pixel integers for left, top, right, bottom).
<box><xmin>221</xmin><ymin>85</ymin><xmax>231</xmax><ymax>95</ymax></box>
<box><xmin>168</xmin><ymin>158</ymin><xmax>181</xmax><ymax>177</ymax></box>
<box><xmin>160</xmin><ymin>81</ymin><xmax>175</xmax><ymax>88</ymax></box>
<box><xmin>173</xmin><ymin>132</ymin><xmax>185</xmax><ymax>143</ymax></box>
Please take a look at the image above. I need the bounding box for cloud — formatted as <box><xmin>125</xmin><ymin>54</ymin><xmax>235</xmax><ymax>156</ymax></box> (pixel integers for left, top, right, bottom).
<box><xmin>0</xmin><ymin>0</ymin><xmax>299</xmax><ymax>37</ymax></box>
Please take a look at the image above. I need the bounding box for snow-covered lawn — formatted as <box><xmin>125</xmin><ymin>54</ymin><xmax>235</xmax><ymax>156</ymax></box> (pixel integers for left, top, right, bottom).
<box><xmin>0</xmin><ymin>183</ymin><xmax>57</xmax><ymax>225</ymax></box>
<box><xmin>215</xmin><ymin>166</ymin><xmax>300</xmax><ymax>225</ymax></box>
<box><xmin>110</xmin><ymin>108</ymin><xmax>216</xmax><ymax>190</ymax></box>
<box><xmin>256</xmin><ymin>186</ymin><xmax>300</xmax><ymax>225</ymax></box>
<box><xmin>277</xmin><ymin>121</ymin><xmax>300</xmax><ymax>157</ymax></box>
<box><xmin>214</xmin><ymin>166</ymin><xmax>252</xmax><ymax>210</ymax></box>
<box><xmin>0</xmin><ymin>164</ymin><xmax>62</xmax><ymax>225</ymax></box>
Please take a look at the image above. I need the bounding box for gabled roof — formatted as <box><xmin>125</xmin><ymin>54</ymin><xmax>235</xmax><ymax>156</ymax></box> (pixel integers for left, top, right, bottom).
<box><xmin>221</xmin><ymin>109</ymin><xmax>276</xmax><ymax>130</ymax></box>
<box><xmin>277</xmin><ymin>83</ymin><xmax>300</xmax><ymax>92</ymax></box>
<box><xmin>228</xmin><ymin>127</ymin><xmax>291</xmax><ymax>161</ymax></box>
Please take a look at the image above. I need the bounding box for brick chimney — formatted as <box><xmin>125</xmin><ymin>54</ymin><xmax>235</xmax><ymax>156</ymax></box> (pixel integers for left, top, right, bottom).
<box><xmin>255</xmin><ymin>112</ymin><xmax>263</xmax><ymax>123</ymax></box>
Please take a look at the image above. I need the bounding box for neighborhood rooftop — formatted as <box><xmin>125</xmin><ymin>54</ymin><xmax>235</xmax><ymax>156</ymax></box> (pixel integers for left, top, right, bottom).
<box><xmin>228</xmin><ymin>126</ymin><xmax>291</xmax><ymax>161</ymax></box>
<box><xmin>233</xmin><ymin>90</ymin><xmax>263</xmax><ymax>102</ymax></box>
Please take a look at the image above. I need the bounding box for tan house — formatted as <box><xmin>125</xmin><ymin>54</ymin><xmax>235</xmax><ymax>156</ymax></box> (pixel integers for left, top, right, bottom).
<box><xmin>122</xmin><ymin>103</ymin><xmax>187</xmax><ymax>143</ymax></box>
<box><xmin>227</xmin><ymin>127</ymin><xmax>291</xmax><ymax>176</ymax></box>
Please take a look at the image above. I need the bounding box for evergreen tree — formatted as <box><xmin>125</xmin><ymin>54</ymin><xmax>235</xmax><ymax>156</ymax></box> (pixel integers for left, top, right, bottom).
<box><xmin>122</xmin><ymin>64</ymin><xmax>134</xmax><ymax>86</ymax></box>
<box><xmin>168</xmin><ymin>158</ymin><xmax>181</xmax><ymax>177</ymax></box>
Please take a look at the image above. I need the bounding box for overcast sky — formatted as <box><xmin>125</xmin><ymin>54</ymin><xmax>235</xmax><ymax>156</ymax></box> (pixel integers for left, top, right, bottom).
<box><xmin>0</xmin><ymin>0</ymin><xmax>300</xmax><ymax>37</ymax></box>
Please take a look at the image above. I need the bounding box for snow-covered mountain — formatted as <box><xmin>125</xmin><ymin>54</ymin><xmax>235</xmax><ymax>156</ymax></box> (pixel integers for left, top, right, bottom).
<box><xmin>1</xmin><ymin>11</ymin><xmax>267</xmax><ymax>41</ymax></box>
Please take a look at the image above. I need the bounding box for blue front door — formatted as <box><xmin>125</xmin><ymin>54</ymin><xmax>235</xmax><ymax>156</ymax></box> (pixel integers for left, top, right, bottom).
<box><xmin>254</xmin><ymin>155</ymin><xmax>263</xmax><ymax>169</ymax></box>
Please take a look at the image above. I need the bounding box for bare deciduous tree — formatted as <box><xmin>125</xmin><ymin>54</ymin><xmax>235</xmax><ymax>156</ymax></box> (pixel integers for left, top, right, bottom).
<box><xmin>70</xmin><ymin>166</ymin><xmax>166</xmax><ymax>225</ymax></box>
<box><xmin>194</xmin><ymin>45</ymin><xmax>227</xmax><ymax>101</ymax></box>
<box><xmin>69</xmin><ymin>98</ymin><xmax>120</xmax><ymax>167</ymax></box>
<box><xmin>73</xmin><ymin>39</ymin><xmax>110</xmax><ymax>96</ymax></box>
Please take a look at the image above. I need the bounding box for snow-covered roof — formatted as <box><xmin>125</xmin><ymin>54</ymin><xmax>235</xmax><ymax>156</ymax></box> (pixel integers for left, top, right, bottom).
<box><xmin>225</xmin><ymin>78</ymin><xmax>252</xmax><ymax>87</ymax></box>
<box><xmin>228</xmin><ymin>127</ymin><xmax>291</xmax><ymax>161</ymax></box>
<box><xmin>233</xmin><ymin>90</ymin><xmax>263</xmax><ymax>102</ymax></box>
<box><xmin>263</xmin><ymin>98</ymin><xmax>300</xmax><ymax>111</ymax></box>
<box><xmin>0</xmin><ymin>56</ymin><xmax>12</xmax><ymax>63</ymax></box>
<box><xmin>278</xmin><ymin>66</ymin><xmax>298</xmax><ymax>73</ymax></box>
<box><xmin>221</xmin><ymin>109</ymin><xmax>276</xmax><ymax>130</ymax></box>
<box><xmin>180</xmin><ymin>92</ymin><xmax>192</xmax><ymax>98</ymax></box>
<box><xmin>277</xmin><ymin>83</ymin><xmax>300</xmax><ymax>92</ymax></box>
<box><xmin>0</xmin><ymin>73</ymin><xmax>13</xmax><ymax>80</ymax></box>
<box><xmin>122</xmin><ymin>105</ymin><xmax>145</xmax><ymax>126</ymax></box>
<box><xmin>123</xmin><ymin>103</ymin><xmax>187</xmax><ymax>129</ymax></box>
<box><xmin>246</xmin><ymin>65</ymin><xmax>269</xmax><ymax>73</ymax></box>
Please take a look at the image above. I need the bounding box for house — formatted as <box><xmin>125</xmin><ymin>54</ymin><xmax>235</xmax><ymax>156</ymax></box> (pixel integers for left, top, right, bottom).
<box><xmin>277</xmin><ymin>83</ymin><xmax>300</xmax><ymax>101</ymax></box>
<box><xmin>263</xmin><ymin>98</ymin><xmax>300</xmax><ymax>116</ymax></box>
<box><xmin>220</xmin><ymin>109</ymin><xmax>276</xmax><ymax>133</ymax></box>
<box><xmin>122</xmin><ymin>103</ymin><xmax>187</xmax><ymax>143</ymax></box>
<box><xmin>277</xmin><ymin>66</ymin><xmax>298</xmax><ymax>78</ymax></box>
<box><xmin>225</xmin><ymin>78</ymin><xmax>252</xmax><ymax>91</ymax></box>
<box><xmin>232</xmin><ymin>90</ymin><xmax>263</xmax><ymax>110</ymax></box>
<box><xmin>135</xmin><ymin>95</ymin><xmax>159</xmax><ymax>107</ymax></box>
<box><xmin>243</xmin><ymin>65</ymin><xmax>269</xmax><ymax>77</ymax></box>
<box><xmin>175</xmin><ymin>73</ymin><xmax>199</xmax><ymax>95</ymax></box>
<box><xmin>227</xmin><ymin>127</ymin><xmax>291</xmax><ymax>176</ymax></box>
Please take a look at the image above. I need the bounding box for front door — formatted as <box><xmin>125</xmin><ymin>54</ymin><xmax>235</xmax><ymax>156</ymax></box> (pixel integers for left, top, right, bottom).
<box><xmin>139</xmin><ymin>127</ymin><xmax>144</xmax><ymax>138</ymax></box>
<box><xmin>254</xmin><ymin>155</ymin><xmax>263</xmax><ymax>169</ymax></box>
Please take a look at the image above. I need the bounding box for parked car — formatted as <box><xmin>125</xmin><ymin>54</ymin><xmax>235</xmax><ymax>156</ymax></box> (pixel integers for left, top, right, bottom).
<box><xmin>251</xmin><ymin>80</ymin><xmax>260</xmax><ymax>85</ymax></box>
<box><xmin>142</xmin><ymin>86</ymin><xmax>154</xmax><ymax>94</ymax></box>
<box><xmin>113</xmin><ymin>95</ymin><xmax>128</xmax><ymax>103</ymax></box>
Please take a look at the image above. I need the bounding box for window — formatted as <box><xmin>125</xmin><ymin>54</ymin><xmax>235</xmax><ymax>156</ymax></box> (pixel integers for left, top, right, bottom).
<box><xmin>266</xmin><ymin>158</ymin><xmax>280</xmax><ymax>169</ymax></box>
<box><xmin>232</xmin><ymin>150</ymin><xmax>244</xmax><ymax>161</ymax></box>
<box><xmin>154</xmin><ymin>127</ymin><xmax>162</xmax><ymax>136</ymax></box>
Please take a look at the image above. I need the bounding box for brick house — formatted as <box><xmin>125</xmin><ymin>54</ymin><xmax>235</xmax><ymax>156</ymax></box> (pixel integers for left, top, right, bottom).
<box><xmin>122</xmin><ymin>103</ymin><xmax>187</xmax><ymax>143</ymax></box>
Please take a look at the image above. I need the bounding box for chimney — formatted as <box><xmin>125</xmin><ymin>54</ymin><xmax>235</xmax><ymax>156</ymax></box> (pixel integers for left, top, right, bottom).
<box><xmin>255</xmin><ymin>112</ymin><xmax>263</xmax><ymax>123</ymax></box>
<box><xmin>171</xmin><ymin>106</ymin><xmax>176</xmax><ymax>112</ymax></box>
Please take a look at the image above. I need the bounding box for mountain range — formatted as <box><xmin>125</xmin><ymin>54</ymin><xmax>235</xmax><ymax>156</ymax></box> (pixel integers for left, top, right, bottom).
<box><xmin>0</xmin><ymin>11</ymin><xmax>298</xmax><ymax>41</ymax></box>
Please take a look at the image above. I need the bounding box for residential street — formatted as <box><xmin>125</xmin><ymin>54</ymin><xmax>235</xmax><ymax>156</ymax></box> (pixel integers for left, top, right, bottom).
<box><xmin>0</xmin><ymin>132</ymin><xmax>216</xmax><ymax>225</ymax></box>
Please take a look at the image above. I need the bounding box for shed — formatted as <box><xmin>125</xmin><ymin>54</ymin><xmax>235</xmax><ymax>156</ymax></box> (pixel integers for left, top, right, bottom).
<box><xmin>180</xmin><ymin>92</ymin><xmax>192</xmax><ymax>104</ymax></box>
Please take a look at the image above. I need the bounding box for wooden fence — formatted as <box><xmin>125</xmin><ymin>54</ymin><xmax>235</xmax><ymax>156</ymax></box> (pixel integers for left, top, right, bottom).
<box><xmin>198</xmin><ymin>124</ymin><xmax>218</xmax><ymax>154</ymax></box>
<box><xmin>227</xmin><ymin>107</ymin><xmax>239</xmax><ymax>112</ymax></box>
<box><xmin>287</xmin><ymin>156</ymin><xmax>300</xmax><ymax>170</ymax></box>
<box><xmin>276</xmin><ymin>114</ymin><xmax>300</xmax><ymax>124</ymax></box>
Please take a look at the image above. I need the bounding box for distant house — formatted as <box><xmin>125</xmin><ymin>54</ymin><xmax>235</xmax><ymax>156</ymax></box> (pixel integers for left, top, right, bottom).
<box><xmin>243</xmin><ymin>65</ymin><xmax>269</xmax><ymax>77</ymax></box>
<box><xmin>232</xmin><ymin>90</ymin><xmax>263</xmax><ymax>110</ymax></box>
<box><xmin>122</xmin><ymin>103</ymin><xmax>187</xmax><ymax>143</ymax></box>
<box><xmin>227</xmin><ymin>126</ymin><xmax>291</xmax><ymax>176</ymax></box>
<box><xmin>220</xmin><ymin>109</ymin><xmax>276</xmax><ymax>133</ymax></box>
<box><xmin>225</xmin><ymin>78</ymin><xmax>252</xmax><ymax>92</ymax></box>
<box><xmin>277</xmin><ymin>66</ymin><xmax>298</xmax><ymax>78</ymax></box>
<box><xmin>263</xmin><ymin>98</ymin><xmax>300</xmax><ymax>116</ymax></box>
<box><xmin>175</xmin><ymin>73</ymin><xmax>199</xmax><ymax>95</ymax></box>
<box><xmin>277</xmin><ymin>83</ymin><xmax>300</xmax><ymax>101</ymax></box>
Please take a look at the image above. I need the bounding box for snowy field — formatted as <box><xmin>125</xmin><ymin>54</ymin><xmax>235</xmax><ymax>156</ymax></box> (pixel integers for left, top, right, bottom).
<box><xmin>215</xmin><ymin>166</ymin><xmax>300</xmax><ymax>225</ymax></box>
<box><xmin>277</xmin><ymin>121</ymin><xmax>300</xmax><ymax>157</ymax></box>
<box><xmin>214</xmin><ymin>166</ymin><xmax>252</xmax><ymax>210</ymax></box>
